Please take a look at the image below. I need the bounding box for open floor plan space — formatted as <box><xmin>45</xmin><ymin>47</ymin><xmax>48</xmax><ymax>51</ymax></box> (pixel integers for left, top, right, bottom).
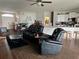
<box><xmin>0</xmin><ymin>0</ymin><xmax>79</xmax><ymax>59</ymax></box>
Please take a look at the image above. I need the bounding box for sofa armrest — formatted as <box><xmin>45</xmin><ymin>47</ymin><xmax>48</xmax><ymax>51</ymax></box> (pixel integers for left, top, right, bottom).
<box><xmin>41</xmin><ymin>40</ymin><xmax>63</xmax><ymax>55</ymax></box>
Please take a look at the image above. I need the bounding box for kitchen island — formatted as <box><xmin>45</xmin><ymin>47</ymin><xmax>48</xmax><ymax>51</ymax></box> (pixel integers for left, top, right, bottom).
<box><xmin>43</xmin><ymin>27</ymin><xmax>79</xmax><ymax>39</ymax></box>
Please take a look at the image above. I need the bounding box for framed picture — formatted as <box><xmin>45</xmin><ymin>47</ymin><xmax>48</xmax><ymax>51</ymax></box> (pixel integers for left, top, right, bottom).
<box><xmin>44</xmin><ymin>17</ymin><xmax>50</xmax><ymax>26</ymax></box>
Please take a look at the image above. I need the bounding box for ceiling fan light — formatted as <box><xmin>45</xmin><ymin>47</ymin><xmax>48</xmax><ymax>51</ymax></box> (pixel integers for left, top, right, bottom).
<box><xmin>38</xmin><ymin>2</ymin><xmax>41</xmax><ymax>5</ymax></box>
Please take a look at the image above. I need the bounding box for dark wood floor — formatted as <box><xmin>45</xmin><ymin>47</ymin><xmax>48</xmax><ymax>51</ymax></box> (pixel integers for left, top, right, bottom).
<box><xmin>1</xmin><ymin>30</ymin><xmax>79</xmax><ymax>59</ymax></box>
<box><xmin>0</xmin><ymin>31</ymin><xmax>79</xmax><ymax>59</ymax></box>
<box><xmin>11</xmin><ymin>39</ymin><xmax>79</xmax><ymax>59</ymax></box>
<box><xmin>0</xmin><ymin>37</ymin><xmax>13</xmax><ymax>59</ymax></box>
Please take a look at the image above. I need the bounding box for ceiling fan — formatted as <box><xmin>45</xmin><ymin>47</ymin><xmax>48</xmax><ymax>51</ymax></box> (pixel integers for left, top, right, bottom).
<box><xmin>31</xmin><ymin>0</ymin><xmax>52</xmax><ymax>6</ymax></box>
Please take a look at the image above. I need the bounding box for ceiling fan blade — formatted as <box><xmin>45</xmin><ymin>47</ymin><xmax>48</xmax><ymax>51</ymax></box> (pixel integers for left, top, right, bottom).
<box><xmin>26</xmin><ymin>0</ymin><xmax>36</xmax><ymax>2</ymax></box>
<box><xmin>37</xmin><ymin>0</ymin><xmax>42</xmax><ymax>2</ymax></box>
<box><xmin>42</xmin><ymin>1</ymin><xmax>52</xmax><ymax>3</ymax></box>
<box><xmin>31</xmin><ymin>3</ymin><xmax>37</xmax><ymax>5</ymax></box>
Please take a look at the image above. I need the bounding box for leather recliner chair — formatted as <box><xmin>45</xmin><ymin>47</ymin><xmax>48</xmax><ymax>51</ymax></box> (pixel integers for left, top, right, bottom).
<box><xmin>40</xmin><ymin>28</ymin><xmax>65</xmax><ymax>55</ymax></box>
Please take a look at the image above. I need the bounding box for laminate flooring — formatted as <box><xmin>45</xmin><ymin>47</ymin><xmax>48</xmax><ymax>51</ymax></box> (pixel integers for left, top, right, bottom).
<box><xmin>11</xmin><ymin>39</ymin><xmax>79</xmax><ymax>59</ymax></box>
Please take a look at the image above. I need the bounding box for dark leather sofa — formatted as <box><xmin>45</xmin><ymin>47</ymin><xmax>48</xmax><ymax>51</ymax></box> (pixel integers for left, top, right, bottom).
<box><xmin>23</xmin><ymin>25</ymin><xmax>65</xmax><ymax>53</ymax></box>
<box><xmin>6</xmin><ymin>34</ymin><xmax>27</xmax><ymax>49</ymax></box>
<box><xmin>23</xmin><ymin>24</ymin><xmax>44</xmax><ymax>45</ymax></box>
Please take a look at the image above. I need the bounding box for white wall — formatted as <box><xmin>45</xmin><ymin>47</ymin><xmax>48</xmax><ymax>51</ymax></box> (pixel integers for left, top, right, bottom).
<box><xmin>19</xmin><ymin>11</ymin><xmax>52</xmax><ymax>27</ymax></box>
<box><xmin>19</xmin><ymin>11</ymin><xmax>79</xmax><ymax>27</ymax></box>
<box><xmin>19</xmin><ymin>11</ymin><xmax>36</xmax><ymax>27</ymax></box>
<box><xmin>36</xmin><ymin>11</ymin><xmax>44</xmax><ymax>21</ymax></box>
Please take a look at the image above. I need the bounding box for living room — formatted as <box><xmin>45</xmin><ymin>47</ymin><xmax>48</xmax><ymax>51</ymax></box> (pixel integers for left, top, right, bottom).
<box><xmin>0</xmin><ymin>0</ymin><xmax>79</xmax><ymax>59</ymax></box>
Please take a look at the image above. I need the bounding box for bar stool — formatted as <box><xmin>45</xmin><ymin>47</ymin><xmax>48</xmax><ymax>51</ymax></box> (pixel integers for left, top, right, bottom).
<box><xmin>64</xmin><ymin>32</ymin><xmax>67</xmax><ymax>40</ymax></box>
<box><xmin>64</xmin><ymin>31</ymin><xmax>71</xmax><ymax>40</ymax></box>
<box><xmin>74</xmin><ymin>31</ymin><xmax>79</xmax><ymax>40</ymax></box>
<box><xmin>67</xmin><ymin>31</ymin><xmax>71</xmax><ymax>40</ymax></box>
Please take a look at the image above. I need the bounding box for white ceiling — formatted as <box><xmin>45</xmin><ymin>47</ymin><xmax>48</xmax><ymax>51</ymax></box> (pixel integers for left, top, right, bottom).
<box><xmin>0</xmin><ymin>0</ymin><xmax>79</xmax><ymax>12</ymax></box>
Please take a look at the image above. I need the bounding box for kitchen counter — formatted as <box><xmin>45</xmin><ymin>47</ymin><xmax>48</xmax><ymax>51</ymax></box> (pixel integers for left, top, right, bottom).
<box><xmin>43</xmin><ymin>27</ymin><xmax>79</xmax><ymax>39</ymax></box>
<box><xmin>43</xmin><ymin>26</ymin><xmax>79</xmax><ymax>35</ymax></box>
